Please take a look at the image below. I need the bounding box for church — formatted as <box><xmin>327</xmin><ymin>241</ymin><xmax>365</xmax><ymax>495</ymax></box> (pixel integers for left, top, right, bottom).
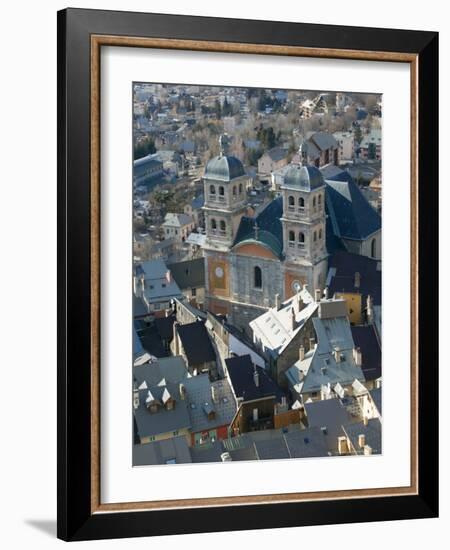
<box><xmin>202</xmin><ymin>135</ymin><xmax>381</xmax><ymax>332</ymax></box>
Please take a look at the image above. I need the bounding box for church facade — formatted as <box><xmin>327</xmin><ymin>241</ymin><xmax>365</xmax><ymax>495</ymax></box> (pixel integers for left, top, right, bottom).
<box><xmin>203</xmin><ymin>136</ymin><xmax>381</xmax><ymax>333</ymax></box>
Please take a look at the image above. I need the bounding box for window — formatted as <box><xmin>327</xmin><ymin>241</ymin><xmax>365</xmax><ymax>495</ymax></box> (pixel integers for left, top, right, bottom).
<box><xmin>191</xmin><ymin>287</ymin><xmax>197</xmax><ymax>297</ymax></box>
<box><xmin>239</xmin><ymin>183</ymin><xmax>243</xmax><ymax>194</ymax></box>
<box><xmin>313</xmin><ymin>231</ymin><xmax>317</xmax><ymax>242</ymax></box>
<box><xmin>211</xmin><ymin>218</ymin><xmax>217</xmax><ymax>229</ymax></box>
<box><xmin>232</xmin><ymin>185</ymin><xmax>237</xmax><ymax>196</ymax></box>
<box><xmin>254</xmin><ymin>266</ymin><xmax>262</xmax><ymax>289</ymax></box>
<box><xmin>371</xmin><ymin>237</ymin><xmax>377</xmax><ymax>258</ymax></box>
<box><xmin>288</xmin><ymin>230</ymin><xmax>295</xmax><ymax>241</ymax></box>
<box><xmin>298</xmin><ymin>232</ymin><xmax>305</xmax><ymax>248</ymax></box>
<box><xmin>288</xmin><ymin>195</ymin><xmax>295</xmax><ymax>206</ymax></box>
<box><xmin>209</xmin><ymin>184</ymin><xmax>215</xmax><ymax>195</ymax></box>
<box><xmin>319</xmin><ymin>228</ymin><xmax>322</xmax><ymax>240</ymax></box>
<box><xmin>299</xmin><ymin>197</ymin><xmax>305</xmax><ymax>209</ymax></box>
<box><xmin>313</xmin><ymin>196</ymin><xmax>316</xmax><ymax>210</ymax></box>
<box><xmin>219</xmin><ymin>186</ymin><xmax>225</xmax><ymax>196</ymax></box>
<box><xmin>318</xmin><ymin>194</ymin><xmax>322</xmax><ymax>208</ymax></box>
<box><xmin>219</xmin><ymin>220</ymin><xmax>226</xmax><ymax>235</ymax></box>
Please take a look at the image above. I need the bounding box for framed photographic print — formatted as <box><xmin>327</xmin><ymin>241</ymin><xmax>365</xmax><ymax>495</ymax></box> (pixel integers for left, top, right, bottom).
<box><xmin>57</xmin><ymin>8</ymin><xmax>439</xmax><ymax>542</ymax></box>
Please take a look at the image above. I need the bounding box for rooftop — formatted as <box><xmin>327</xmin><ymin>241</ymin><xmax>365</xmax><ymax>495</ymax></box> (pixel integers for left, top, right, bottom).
<box><xmin>133</xmin><ymin>436</ymin><xmax>192</xmax><ymax>466</ymax></box>
<box><xmin>168</xmin><ymin>258</ymin><xmax>205</xmax><ymax>290</ymax></box>
<box><xmin>351</xmin><ymin>325</ymin><xmax>382</xmax><ymax>381</ymax></box>
<box><xmin>343</xmin><ymin>418</ymin><xmax>382</xmax><ymax>454</ymax></box>
<box><xmin>176</xmin><ymin>321</ymin><xmax>216</xmax><ymax>366</ymax></box>
<box><xmin>250</xmin><ymin>286</ymin><xmax>317</xmax><ymax>359</ymax></box>
<box><xmin>328</xmin><ymin>250</ymin><xmax>382</xmax><ymax>306</ymax></box>
<box><xmin>183</xmin><ymin>373</ymin><xmax>236</xmax><ymax>433</ymax></box>
<box><xmin>162</xmin><ymin>212</ymin><xmax>194</xmax><ymax>228</ymax></box>
<box><xmin>204</xmin><ymin>155</ymin><xmax>245</xmax><ymax>182</ymax></box>
<box><xmin>225</xmin><ymin>354</ymin><xmax>285</xmax><ymax>403</ymax></box>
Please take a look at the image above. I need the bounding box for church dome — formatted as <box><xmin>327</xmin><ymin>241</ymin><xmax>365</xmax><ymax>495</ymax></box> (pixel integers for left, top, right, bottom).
<box><xmin>204</xmin><ymin>154</ymin><xmax>245</xmax><ymax>182</ymax></box>
<box><xmin>283</xmin><ymin>164</ymin><xmax>324</xmax><ymax>191</ymax></box>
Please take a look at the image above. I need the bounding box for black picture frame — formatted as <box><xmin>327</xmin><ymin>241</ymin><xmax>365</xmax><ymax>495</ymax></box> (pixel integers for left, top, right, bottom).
<box><xmin>57</xmin><ymin>8</ymin><xmax>439</xmax><ymax>541</ymax></box>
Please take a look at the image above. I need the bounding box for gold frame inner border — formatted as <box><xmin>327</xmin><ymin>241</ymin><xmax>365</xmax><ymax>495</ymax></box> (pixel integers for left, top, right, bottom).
<box><xmin>90</xmin><ymin>35</ymin><xmax>419</xmax><ymax>514</ymax></box>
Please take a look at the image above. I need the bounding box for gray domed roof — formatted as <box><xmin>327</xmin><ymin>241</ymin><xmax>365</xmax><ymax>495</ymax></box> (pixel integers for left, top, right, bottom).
<box><xmin>204</xmin><ymin>155</ymin><xmax>245</xmax><ymax>182</ymax></box>
<box><xmin>283</xmin><ymin>164</ymin><xmax>324</xmax><ymax>191</ymax></box>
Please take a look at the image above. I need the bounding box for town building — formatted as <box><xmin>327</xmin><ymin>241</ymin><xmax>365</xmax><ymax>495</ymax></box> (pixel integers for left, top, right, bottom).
<box><xmin>224</xmin><ymin>354</ymin><xmax>291</xmax><ymax>435</ymax></box>
<box><xmin>257</xmin><ymin>147</ymin><xmax>289</xmax><ymax>175</ymax></box>
<box><xmin>172</xmin><ymin>320</ymin><xmax>218</xmax><ymax>378</ymax></box>
<box><xmin>133</xmin><ymin>259</ymin><xmax>184</xmax><ymax>317</ymax></box>
<box><xmin>284</xmin><ymin>298</ymin><xmax>366</xmax><ymax>403</ymax></box>
<box><xmin>133</xmin><ymin>356</ymin><xmax>192</xmax><ymax>444</ymax></box>
<box><xmin>182</xmin><ymin>373</ymin><xmax>236</xmax><ymax>446</ymax></box>
<box><xmin>162</xmin><ymin>212</ymin><xmax>195</xmax><ymax>242</ymax></box>
<box><xmin>333</xmin><ymin>131</ymin><xmax>355</xmax><ymax>163</ymax></box>
<box><xmin>326</xmin><ymin>250</ymin><xmax>382</xmax><ymax>324</ymax></box>
<box><xmin>133</xmin><ymin>155</ymin><xmax>164</xmax><ymax>186</ymax></box>
<box><xmin>359</xmin><ymin>129</ymin><xmax>382</xmax><ymax>161</ymax></box>
<box><xmin>168</xmin><ymin>258</ymin><xmax>206</xmax><ymax>309</ymax></box>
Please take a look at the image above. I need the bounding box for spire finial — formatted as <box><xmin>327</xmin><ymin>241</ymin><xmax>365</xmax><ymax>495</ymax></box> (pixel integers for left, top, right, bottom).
<box><xmin>299</xmin><ymin>138</ymin><xmax>308</xmax><ymax>166</ymax></box>
<box><xmin>219</xmin><ymin>133</ymin><xmax>230</xmax><ymax>157</ymax></box>
<box><xmin>253</xmin><ymin>221</ymin><xmax>259</xmax><ymax>240</ymax></box>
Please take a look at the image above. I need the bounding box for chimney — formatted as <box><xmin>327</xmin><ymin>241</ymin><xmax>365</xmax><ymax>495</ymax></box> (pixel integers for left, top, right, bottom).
<box><xmin>299</xmin><ymin>345</ymin><xmax>305</xmax><ymax>362</ymax></box>
<box><xmin>133</xmin><ymin>388</ymin><xmax>140</xmax><ymax>410</ymax></box>
<box><xmin>338</xmin><ymin>436</ymin><xmax>349</xmax><ymax>455</ymax></box>
<box><xmin>172</xmin><ymin>322</ymin><xmax>180</xmax><ymax>355</ymax></box>
<box><xmin>309</xmin><ymin>337</ymin><xmax>316</xmax><ymax>351</ymax></box>
<box><xmin>358</xmin><ymin>434</ymin><xmax>366</xmax><ymax>448</ymax></box>
<box><xmin>364</xmin><ymin>445</ymin><xmax>373</xmax><ymax>456</ymax></box>
<box><xmin>367</xmin><ymin>295</ymin><xmax>373</xmax><ymax>324</ymax></box>
<box><xmin>353</xmin><ymin>347</ymin><xmax>362</xmax><ymax>367</ymax></box>
<box><xmin>354</xmin><ymin>271</ymin><xmax>361</xmax><ymax>289</ymax></box>
<box><xmin>275</xmin><ymin>293</ymin><xmax>281</xmax><ymax>311</ymax></box>
<box><xmin>253</xmin><ymin>365</ymin><xmax>260</xmax><ymax>388</ymax></box>
<box><xmin>314</xmin><ymin>288</ymin><xmax>321</xmax><ymax>303</ymax></box>
<box><xmin>179</xmin><ymin>383</ymin><xmax>186</xmax><ymax>400</ymax></box>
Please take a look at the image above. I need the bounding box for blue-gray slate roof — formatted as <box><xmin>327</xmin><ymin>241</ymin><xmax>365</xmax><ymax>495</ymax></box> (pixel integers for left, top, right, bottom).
<box><xmin>324</xmin><ymin>169</ymin><xmax>381</xmax><ymax>240</ymax></box>
<box><xmin>204</xmin><ymin>155</ymin><xmax>245</xmax><ymax>181</ymax></box>
<box><xmin>232</xmin><ymin>196</ymin><xmax>284</xmax><ymax>259</ymax></box>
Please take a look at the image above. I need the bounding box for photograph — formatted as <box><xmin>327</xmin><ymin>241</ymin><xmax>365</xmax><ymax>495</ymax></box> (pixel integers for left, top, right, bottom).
<box><xmin>132</xmin><ymin>83</ymin><xmax>383</xmax><ymax>466</ymax></box>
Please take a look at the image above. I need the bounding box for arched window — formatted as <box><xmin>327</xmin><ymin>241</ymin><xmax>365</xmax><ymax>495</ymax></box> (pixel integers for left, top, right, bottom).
<box><xmin>254</xmin><ymin>266</ymin><xmax>262</xmax><ymax>289</ymax></box>
<box><xmin>219</xmin><ymin>220</ymin><xmax>226</xmax><ymax>232</ymax></box>
<box><xmin>313</xmin><ymin>196</ymin><xmax>316</xmax><ymax>210</ymax></box>
<box><xmin>209</xmin><ymin>184</ymin><xmax>216</xmax><ymax>195</ymax></box>
<box><xmin>319</xmin><ymin>228</ymin><xmax>322</xmax><ymax>240</ymax></box>
<box><xmin>232</xmin><ymin>185</ymin><xmax>237</xmax><ymax>196</ymax></box>
<box><xmin>288</xmin><ymin>230</ymin><xmax>295</xmax><ymax>247</ymax></box>
<box><xmin>371</xmin><ymin>238</ymin><xmax>377</xmax><ymax>258</ymax></box>
<box><xmin>211</xmin><ymin>218</ymin><xmax>217</xmax><ymax>230</ymax></box>
<box><xmin>239</xmin><ymin>183</ymin><xmax>243</xmax><ymax>194</ymax></box>
<box><xmin>288</xmin><ymin>196</ymin><xmax>295</xmax><ymax>206</ymax></box>
<box><xmin>219</xmin><ymin>186</ymin><xmax>225</xmax><ymax>196</ymax></box>
<box><xmin>318</xmin><ymin>194</ymin><xmax>322</xmax><ymax>209</ymax></box>
<box><xmin>299</xmin><ymin>232</ymin><xmax>305</xmax><ymax>248</ymax></box>
<box><xmin>299</xmin><ymin>197</ymin><xmax>305</xmax><ymax>209</ymax></box>
<box><xmin>313</xmin><ymin>231</ymin><xmax>317</xmax><ymax>242</ymax></box>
